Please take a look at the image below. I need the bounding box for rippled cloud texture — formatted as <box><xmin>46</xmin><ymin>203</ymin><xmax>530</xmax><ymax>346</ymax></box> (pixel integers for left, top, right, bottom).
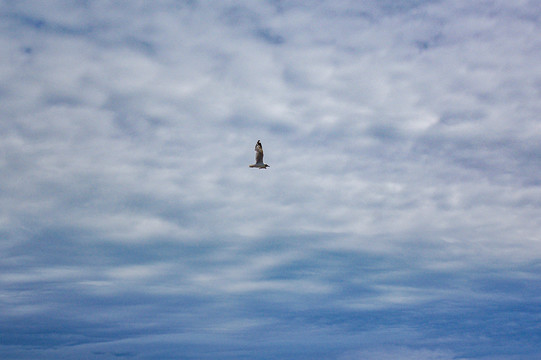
<box><xmin>1</xmin><ymin>0</ymin><xmax>541</xmax><ymax>359</ymax></box>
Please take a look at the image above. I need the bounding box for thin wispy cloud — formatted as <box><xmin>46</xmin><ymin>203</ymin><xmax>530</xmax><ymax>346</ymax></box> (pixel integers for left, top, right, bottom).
<box><xmin>1</xmin><ymin>0</ymin><xmax>541</xmax><ymax>359</ymax></box>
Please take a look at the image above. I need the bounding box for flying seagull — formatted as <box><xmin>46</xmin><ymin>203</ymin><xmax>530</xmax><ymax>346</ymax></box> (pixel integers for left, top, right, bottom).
<box><xmin>249</xmin><ymin>140</ymin><xmax>269</xmax><ymax>169</ymax></box>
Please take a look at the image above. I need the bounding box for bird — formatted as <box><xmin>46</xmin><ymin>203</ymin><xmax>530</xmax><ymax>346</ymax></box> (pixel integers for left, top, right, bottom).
<box><xmin>249</xmin><ymin>140</ymin><xmax>269</xmax><ymax>169</ymax></box>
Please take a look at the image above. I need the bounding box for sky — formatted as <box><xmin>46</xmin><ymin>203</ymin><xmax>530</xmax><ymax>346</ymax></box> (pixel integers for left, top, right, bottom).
<box><xmin>1</xmin><ymin>0</ymin><xmax>541</xmax><ymax>359</ymax></box>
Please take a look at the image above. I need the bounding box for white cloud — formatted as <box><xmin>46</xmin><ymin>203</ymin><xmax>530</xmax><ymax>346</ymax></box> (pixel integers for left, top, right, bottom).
<box><xmin>340</xmin><ymin>346</ymin><xmax>456</xmax><ymax>360</ymax></box>
<box><xmin>1</xmin><ymin>0</ymin><xmax>541</xmax><ymax>359</ymax></box>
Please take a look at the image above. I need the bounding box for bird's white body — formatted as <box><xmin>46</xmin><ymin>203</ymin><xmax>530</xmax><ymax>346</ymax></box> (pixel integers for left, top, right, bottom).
<box><xmin>249</xmin><ymin>163</ymin><xmax>269</xmax><ymax>169</ymax></box>
<box><xmin>249</xmin><ymin>140</ymin><xmax>269</xmax><ymax>169</ymax></box>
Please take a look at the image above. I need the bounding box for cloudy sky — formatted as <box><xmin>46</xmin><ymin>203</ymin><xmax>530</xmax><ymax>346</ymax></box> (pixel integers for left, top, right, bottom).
<box><xmin>1</xmin><ymin>0</ymin><xmax>541</xmax><ymax>359</ymax></box>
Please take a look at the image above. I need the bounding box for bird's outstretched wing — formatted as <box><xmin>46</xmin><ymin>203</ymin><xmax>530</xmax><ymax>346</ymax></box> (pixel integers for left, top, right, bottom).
<box><xmin>255</xmin><ymin>141</ymin><xmax>264</xmax><ymax>164</ymax></box>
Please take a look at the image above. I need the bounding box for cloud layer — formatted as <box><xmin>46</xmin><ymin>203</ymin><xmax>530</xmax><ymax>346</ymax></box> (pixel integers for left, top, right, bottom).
<box><xmin>1</xmin><ymin>0</ymin><xmax>541</xmax><ymax>359</ymax></box>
